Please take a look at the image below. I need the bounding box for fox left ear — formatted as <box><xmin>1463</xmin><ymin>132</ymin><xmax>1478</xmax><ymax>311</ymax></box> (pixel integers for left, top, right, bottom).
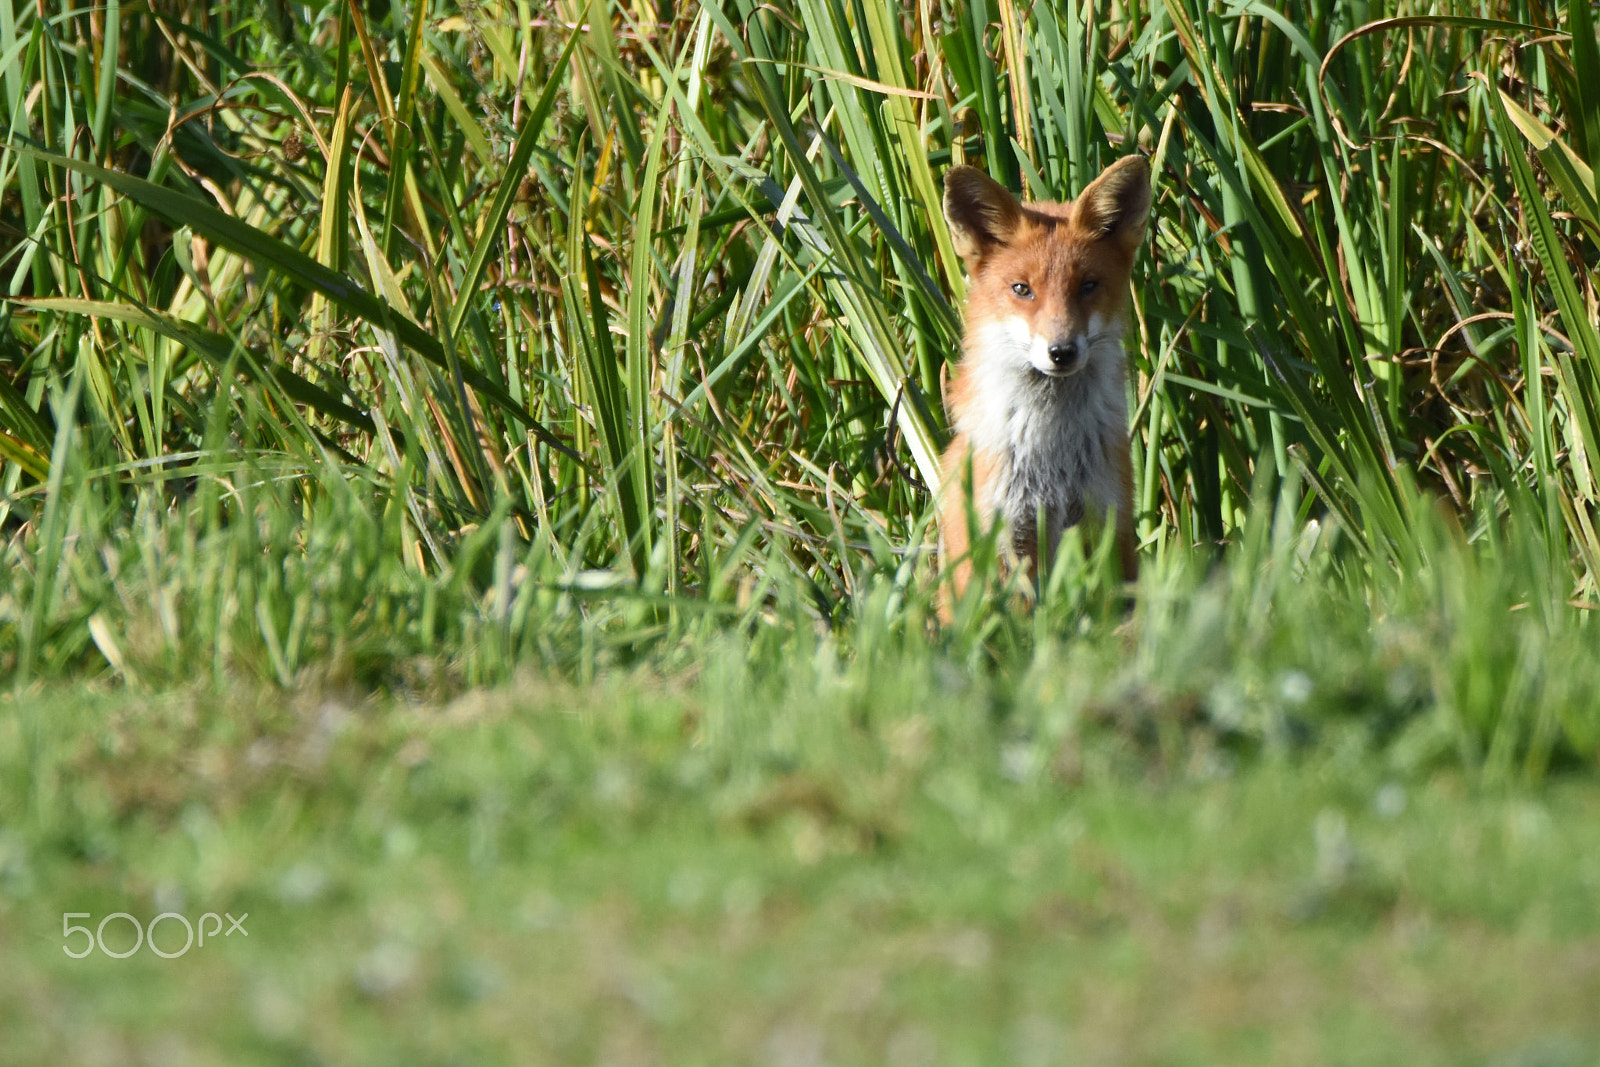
<box><xmin>943</xmin><ymin>166</ymin><xmax>1024</xmax><ymax>265</ymax></box>
<box><xmin>1076</xmin><ymin>156</ymin><xmax>1151</xmax><ymax>254</ymax></box>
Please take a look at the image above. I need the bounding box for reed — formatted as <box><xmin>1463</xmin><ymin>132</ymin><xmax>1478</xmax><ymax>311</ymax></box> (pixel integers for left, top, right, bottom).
<box><xmin>1</xmin><ymin>0</ymin><xmax>1597</xmax><ymax>774</ymax></box>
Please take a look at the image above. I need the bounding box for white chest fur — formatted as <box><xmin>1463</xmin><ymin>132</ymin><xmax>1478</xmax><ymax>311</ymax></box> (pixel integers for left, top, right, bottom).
<box><xmin>955</xmin><ymin>318</ymin><xmax>1128</xmax><ymax>546</ymax></box>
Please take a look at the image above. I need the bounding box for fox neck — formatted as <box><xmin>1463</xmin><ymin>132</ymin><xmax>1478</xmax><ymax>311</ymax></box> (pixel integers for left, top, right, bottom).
<box><xmin>955</xmin><ymin>333</ymin><xmax>1128</xmax><ymax>548</ymax></box>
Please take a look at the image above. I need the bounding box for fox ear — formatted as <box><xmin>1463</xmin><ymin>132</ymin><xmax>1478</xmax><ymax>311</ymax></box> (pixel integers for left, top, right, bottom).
<box><xmin>1076</xmin><ymin>155</ymin><xmax>1151</xmax><ymax>253</ymax></box>
<box><xmin>943</xmin><ymin>166</ymin><xmax>1023</xmax><ymax>263</ymax></box>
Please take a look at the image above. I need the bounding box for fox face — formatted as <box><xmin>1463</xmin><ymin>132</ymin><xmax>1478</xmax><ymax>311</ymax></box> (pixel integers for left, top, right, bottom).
<box><xmin>943</xmin><ymin>158</ymin><xmax>1150</xmax><ymax>381</ymax></box>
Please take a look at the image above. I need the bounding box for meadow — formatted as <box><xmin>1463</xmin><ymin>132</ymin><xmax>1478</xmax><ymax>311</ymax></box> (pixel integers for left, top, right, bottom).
<box><xmin>2</xmin><ymin>0</ymin><xmax>1599</xmax><ymax>1061</ymax></box>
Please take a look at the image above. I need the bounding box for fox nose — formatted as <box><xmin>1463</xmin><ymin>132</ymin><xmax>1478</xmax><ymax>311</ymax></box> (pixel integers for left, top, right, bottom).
<box><xmin>1047</xmin><ymin>340</ymin><xmax>1077</xmax><ymax>368</ymax></box>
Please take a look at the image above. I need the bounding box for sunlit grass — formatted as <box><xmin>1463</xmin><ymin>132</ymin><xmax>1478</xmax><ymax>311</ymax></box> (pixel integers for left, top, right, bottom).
<box><xmin>3</xmin><ymin>675</ymin><xmax>1600</xmax><ymax>1063</ymax></box>
<box><xmin>2</xmin><ymin>1</ymin><xmax>1600</xmax><ymax>1056</ymax></box>
<box><xmin>1</xmin><ymin>0</ymin><xmax>1597</xmax><ymax>765</ymax></box>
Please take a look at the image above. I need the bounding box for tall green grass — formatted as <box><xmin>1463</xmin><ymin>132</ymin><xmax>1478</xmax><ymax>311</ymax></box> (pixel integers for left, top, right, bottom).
<box><xmin>1</xmin><ymin>2</ymin><xmax>1598</xmax><ymax>774</ymax></box>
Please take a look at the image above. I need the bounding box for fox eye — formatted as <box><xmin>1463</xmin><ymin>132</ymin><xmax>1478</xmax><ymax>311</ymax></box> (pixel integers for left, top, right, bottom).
<box><xmin>1078</xmin><ymin>279</ymin><xmax>1099</xmax><ymax>298</ymax></box>
<box><xmin>1010</xmin><ymin>282</ymin><xmax>1033</xmax><ymax>299</ymax></box>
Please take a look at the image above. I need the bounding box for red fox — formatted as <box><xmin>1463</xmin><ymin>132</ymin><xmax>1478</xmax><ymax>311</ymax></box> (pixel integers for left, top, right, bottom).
<box><xmin>938</xmin><ymin>156</ymin><xmax>1151</xmax><ymax>618</ymax></box>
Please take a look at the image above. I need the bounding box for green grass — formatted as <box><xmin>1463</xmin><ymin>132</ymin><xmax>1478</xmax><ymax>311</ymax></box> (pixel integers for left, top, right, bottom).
<box><xmin>4</xmin><ymin>674</ymin><xmax>1600</xmax><ymax>1065</ymax></box>
<box><xmin>3</xmin><ymin>0</ymin><xmax>1600</xmax><ymax>1058</ymax></box>
<box><xmin>4</xmin><ymin>0</ymin><xmax>1600</xmax><ymax>654</ymax></box>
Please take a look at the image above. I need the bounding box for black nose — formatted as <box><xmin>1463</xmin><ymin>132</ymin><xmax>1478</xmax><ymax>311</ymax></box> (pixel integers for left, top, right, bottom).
<box><xmin>1048</xmin><ymin>341</ymin><xmax>1075</xmax><ymax>366</ymax></box>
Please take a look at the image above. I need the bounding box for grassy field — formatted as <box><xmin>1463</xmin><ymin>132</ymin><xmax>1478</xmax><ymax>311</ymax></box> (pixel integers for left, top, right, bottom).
<box><xmin>3</xmin><ymin>0</ymin><xmax>1600</xmax><ymax>1060</ymax></box>
<box><xmin>4</xmin><ymin>676</ymin><xmax>1600</xmax><ymax>1065</ymax></box>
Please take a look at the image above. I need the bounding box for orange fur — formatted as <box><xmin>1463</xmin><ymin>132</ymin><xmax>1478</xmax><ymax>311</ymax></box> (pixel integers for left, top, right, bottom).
<box><xmin>937</xmin><ymin>157</ymin><xmax>1150</xmax><ymax>620</ymax></box>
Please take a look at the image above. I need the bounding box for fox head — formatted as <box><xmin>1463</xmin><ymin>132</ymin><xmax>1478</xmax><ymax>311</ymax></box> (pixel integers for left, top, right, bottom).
<box><xmin>944</xmin><ymin>157</ymin><xmax>1150</xmax><ymax>378</ymax></box>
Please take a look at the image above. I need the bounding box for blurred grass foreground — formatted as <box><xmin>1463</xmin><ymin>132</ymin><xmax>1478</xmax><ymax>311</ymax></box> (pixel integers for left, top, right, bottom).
<box><xmin>2</xmin><ymin>0</ymin><xmax>1600</xmax><ymax>1061</ymax></box>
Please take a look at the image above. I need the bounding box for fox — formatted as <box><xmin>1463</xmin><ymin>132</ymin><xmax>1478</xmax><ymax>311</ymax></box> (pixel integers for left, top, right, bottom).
<box><xmin>937</xmin><ymin>156</ymin><xmax>1151</xmax><ymax>619</ymax></box>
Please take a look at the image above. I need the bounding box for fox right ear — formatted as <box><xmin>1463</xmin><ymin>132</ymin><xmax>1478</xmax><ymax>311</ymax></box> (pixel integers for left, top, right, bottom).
<box><xmin>1075</xmin><ymin>155</ymin><xmax>1151</xmax><ymax>254</ymax></box>
<box><xmin>943</xmin><ymin>166</ymin><xmax>1023</xmax><ymax>263</ymax></box>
